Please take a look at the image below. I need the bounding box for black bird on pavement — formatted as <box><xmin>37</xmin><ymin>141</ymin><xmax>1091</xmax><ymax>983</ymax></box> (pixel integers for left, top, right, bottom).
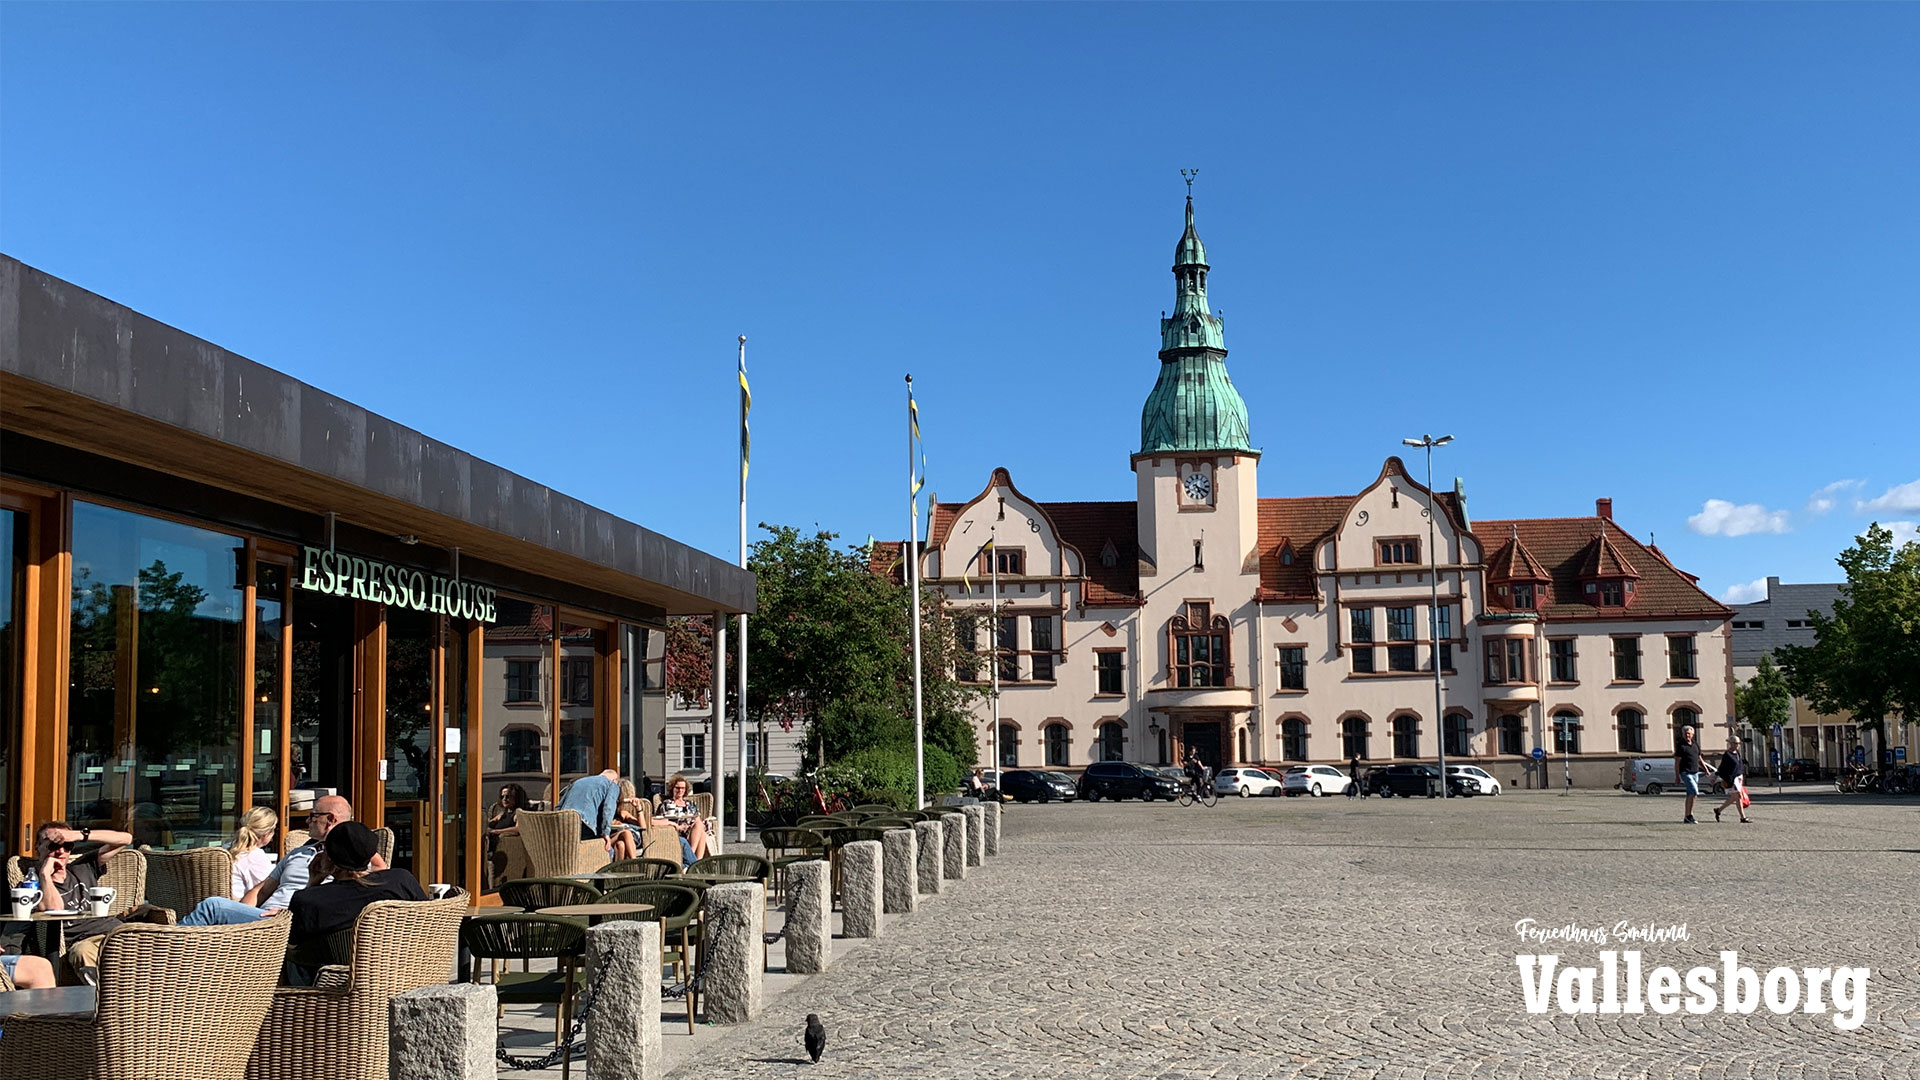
<box><xmin>804</xmin><ymin>1013</ymin><xmax>826</xmax><ymax>1063</ymax></box>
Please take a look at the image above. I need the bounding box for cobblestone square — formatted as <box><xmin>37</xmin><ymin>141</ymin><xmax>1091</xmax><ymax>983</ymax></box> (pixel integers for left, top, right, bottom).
<box><xmin>661</xmin><ymin>790</ymin><xmax>1918</xmax><ymax>1079</ymax></box>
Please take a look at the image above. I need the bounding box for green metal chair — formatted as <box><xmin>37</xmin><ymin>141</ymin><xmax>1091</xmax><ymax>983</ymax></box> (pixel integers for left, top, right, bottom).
<box><xmin>461</xmin><ymin>914</ymin><xmax>587</xmax><ymax>1078</ymax></box>
<box><xmin>851</xmin><ymin>803</ymin><xmax>897</xmax><ymax>814</ymax></box>
<box><xmin>793</xmin><ymin>815</ymin><xmax>840</xmax><ymax>829</ymax></box>
<box><xmin>497</xmin><ymin>877</ymin><xmax>603</xmax><ymax>911</ymax></box>
<box><xmin>596</xmin><ymin>857</ymin><xmax>682</xmax><ymax>879</ymax></box>
<box><xmin>685</xmin><ymin>853</ymin><xmax>773</xmax><ymax>884</ymax></box>
<box><xmin>600</xmin><ymin>882</ymin><xmax>704</xmax><ymax>1032</ymax></box>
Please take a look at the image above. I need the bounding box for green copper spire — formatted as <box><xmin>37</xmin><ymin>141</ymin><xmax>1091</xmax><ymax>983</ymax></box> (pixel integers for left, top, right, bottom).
<box><xmin>1140</xmin><ymin>193</ymin><xmax>1254</xmax><ymax>455</ymax></box>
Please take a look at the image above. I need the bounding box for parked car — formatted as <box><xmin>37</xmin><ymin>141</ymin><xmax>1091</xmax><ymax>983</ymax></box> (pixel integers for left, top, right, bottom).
<box><xmin>1375</xmin><ymin>764</ymin><xmax>1445</xmax><ymax>798</ymax></box>
<box><xmin>1078</xmin><ymin>760</ymin><xmax>1183</xmax><ymax>802</ymax></box>
<box><xmin>1619</xmin><ymin>757</ymin><xmax>1727</xmax><ymax>795</ymax></box>
<box><xmin>999</xmin><ymin>769</ymin><xmax>1077</xmax><ymax>803</ymax></box>
<box><xmin>1260</xmin><ymin>767</ymin><xmax>1290</xmax><ymax>785</ymax></box>
<box><xmin>1445</xmin><ymin>764</ymin><xmax>1502</xmax><ymax>796</ymax></box>
<box><xmin>1281</xmin><ymin>764</ymin><xmax>1354</xmax><ymax>797</ymax></box>
<box><xmin>1784</xmin><ymin>758</ymin><xmax>1822</xmax><ymax>782</ymax></box>
<box><xmin>1215</xmin><ymin>767</ymin><xmax>1282</xmax><ymax>798</ymax></box>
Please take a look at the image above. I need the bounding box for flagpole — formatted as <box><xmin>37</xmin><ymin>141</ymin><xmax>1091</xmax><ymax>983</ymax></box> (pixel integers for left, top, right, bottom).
<box><xmin>989</xmin><ymin>530</ymin><xmax>1000</xmax><ymax>784</ymax></box>
<box><xmin>736</xmin><ymin>335</ymin><xmax>749</xmax><ymax>841</ymax></box>
<box><xmin>908</xmin><ymin>375</ymin><xmax>926</xmax><ymax>809</ymax></box>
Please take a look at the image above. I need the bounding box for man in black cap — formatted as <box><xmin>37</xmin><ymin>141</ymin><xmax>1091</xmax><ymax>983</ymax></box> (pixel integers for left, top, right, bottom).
<box><xmin>283</xmin><ymin>821</ymin><xmax>426</xmax><ymax>983</ymax></box>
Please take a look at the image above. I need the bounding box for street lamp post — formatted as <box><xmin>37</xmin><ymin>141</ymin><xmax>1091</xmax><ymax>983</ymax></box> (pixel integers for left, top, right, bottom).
<box><xmin>1402</xmin><ymin>434</ymin><xmax>1454</xmax><ymax>796</ymax></box>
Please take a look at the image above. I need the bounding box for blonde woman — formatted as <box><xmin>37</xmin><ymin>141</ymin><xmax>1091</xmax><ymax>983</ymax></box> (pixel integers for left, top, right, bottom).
<box><xmin>228</xmin><ymin>806</ymin><xmax>280</xmax><ymax>899</ymax></box>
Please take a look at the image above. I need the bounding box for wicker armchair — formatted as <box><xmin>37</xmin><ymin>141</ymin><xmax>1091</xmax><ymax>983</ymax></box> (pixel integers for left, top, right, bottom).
<box><xmin>515</xmin><ymin>808</ymin><xmax>605</xmax><ymax>877</ymax></box>
<box><xmin>144</xmin><ymin>847</ymin><xmax>235</xmax><ymax>916</ymax></box>
<box><xmin>0</xmin><ymin>916</ymin><xmax>291</xmax><ymax>1080</ymax></box>
<box><xmin>7</xmin><ymin>848</ymin><xmax>145</xmax><ymax>915</ymax></box>
<box><xmin>243</xmin><ymin>894</ymin><xmax>467</xmax><ymax>1080</ymax></box>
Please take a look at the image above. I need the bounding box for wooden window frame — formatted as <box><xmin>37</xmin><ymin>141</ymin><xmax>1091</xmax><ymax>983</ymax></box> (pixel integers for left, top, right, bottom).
<box><xmin>1275</xmin><ymin>644</ymin><xmax>1307</xmax><ymax>692</ymax></box>
<box><xmin>1667</xmin><ymin>634</ymin><xmax>1699</xmax><ymax>681</ymax></box>
<box><xmin>1611</xmin><ymin>635</ymin><xmax>1643</xmax><ymax>682</ymax></box>
<box><xmin>1547</xmin><ymin>637</ymin><xmax>1578</xmax><ymax>684</ymax></box>
<box><xmin>1376</xmin><ymin>537</ymin><xmax>1420</xmax><ymax>566</ymax></box>
<box><xmin>1093</xmin><ymin>649</ymin><xmax>1125</xmax><ymax>697</ymax></box>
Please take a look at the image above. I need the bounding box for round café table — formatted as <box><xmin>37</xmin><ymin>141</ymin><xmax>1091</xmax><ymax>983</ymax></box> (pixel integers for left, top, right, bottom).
<box><xmin>536</xmin><ymin>902</ymin><xmax>655</xmax><ymax>926</ymax></box>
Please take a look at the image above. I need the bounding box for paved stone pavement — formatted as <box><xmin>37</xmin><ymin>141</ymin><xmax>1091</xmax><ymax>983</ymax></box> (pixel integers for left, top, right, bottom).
<box><xmin>642</xmin><ymin>789</ymin><xmax>1917</xmax><ymax>1080</ymax></box>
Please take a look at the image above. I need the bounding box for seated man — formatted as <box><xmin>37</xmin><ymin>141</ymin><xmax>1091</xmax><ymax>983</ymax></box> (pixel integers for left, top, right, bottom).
<box><xmin>282</xmin><ymin>821</ymin><xmax>425</xmax><ymax>985</ymax></box>
<box><xmin>31</xmin><ymin>820</ymin><xmax>135</xmax><ymax>982</ymax></box>
<box><xmin>557</xmin><ymin>767</ymin><xmax>638</xmax><ymax>862</ymax></box>
<box><xmin>181</xmin><ymin>795</ymin><xmax>381</xmax><ymax>924</ymax></box>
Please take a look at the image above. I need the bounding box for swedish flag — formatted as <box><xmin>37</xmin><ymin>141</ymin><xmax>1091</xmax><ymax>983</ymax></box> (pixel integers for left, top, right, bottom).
<box><xmin>738</xmin><ymin>342</ymin><xmax>751</xmax><ymax>483</ymax></box>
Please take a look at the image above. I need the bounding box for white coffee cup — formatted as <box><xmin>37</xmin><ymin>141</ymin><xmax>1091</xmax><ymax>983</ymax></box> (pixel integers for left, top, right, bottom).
<box><xmin>87</xmin><ymin>885</ymin><xmax>116</xmax><ymax>917</ymax></box>
<box><xmin>427</xmin><ymin>883</ymin><xmax>453</xmax><ymax>900</ymax></box>
<box><xmin>10</xmin><ymin>884</ymin><xmax>38</xmax><ymax>920</ymax></box>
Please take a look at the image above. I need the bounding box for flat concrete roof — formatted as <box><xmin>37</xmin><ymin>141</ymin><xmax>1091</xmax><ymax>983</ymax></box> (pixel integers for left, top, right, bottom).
<box><xmin>0</xmin><ymin>255</ymin><xmax>754</xmax><ymax>618</ymax></box>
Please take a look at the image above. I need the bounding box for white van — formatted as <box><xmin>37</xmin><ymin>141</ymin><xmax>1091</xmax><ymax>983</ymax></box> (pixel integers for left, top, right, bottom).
<box><xmin>1620</xmin><ymin>757</ymin><xmax>1725</xmax><ymax>795</ymax></box>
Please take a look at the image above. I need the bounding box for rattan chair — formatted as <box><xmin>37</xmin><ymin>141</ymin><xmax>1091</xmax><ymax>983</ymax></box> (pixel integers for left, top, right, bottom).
<box><xmin>497</xmin><ymin>876</ymin><xmax>603</xmax><ymax>911</ymax></box>
<box><xmin>515</xmin><ymin>808</ymin><xmax>606</xmax><ymax>877</ymax></box>
<box><xmin>0</xmin><ymin>916</ymin><xmax>290</xmax><ymax>1080</ymax></box>
<box><xmin>7</xmin><ymin>848</ymin><xmax>145</xmax><ymax>915</ymax></box>
<box><xmin>372</xmin><ymin>827</ymin><xmax>395</xmax><ymax>866</ymax></box>
<box><xmin>599</xmin><ymin>882</ymin><xmax>703</xmax><ymax>1032</ymax></box>
<box><xmin>598</xmin><ymin>857</ymin><xmax>682</xmax><ymax>879</ymax></box>
<box><xmin>144</xmin><ymin>847</ymin><xmax>235</xmax><ymax>917</ymax></box>
<box><xmin>243</xmin><ymin>894</ymin><xmax>468</xmax><ymax>1080</ymax></box>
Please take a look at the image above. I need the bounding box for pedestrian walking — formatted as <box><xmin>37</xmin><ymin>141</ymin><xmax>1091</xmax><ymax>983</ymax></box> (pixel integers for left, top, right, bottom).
<box><xmin>1674</xmin><ymin>725</ymin><xmax>1706</xmax><ymax>824</ymax></box>
<box><xmin>1348</xmin><ymin>754</ymin><xmax>1365</xmax><ymax>798</ymax></box>
<box><xmin>1713</xmin><ymin>738</ymin><xmax>1752</xmax><ymax>823</ymax></box>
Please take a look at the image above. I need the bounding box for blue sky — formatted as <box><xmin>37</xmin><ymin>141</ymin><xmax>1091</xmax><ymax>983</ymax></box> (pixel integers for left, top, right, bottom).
<box><xmin>5</xmin><ymin>3</ymin><xmax>1916</xmax><ymax>604</ymax></box>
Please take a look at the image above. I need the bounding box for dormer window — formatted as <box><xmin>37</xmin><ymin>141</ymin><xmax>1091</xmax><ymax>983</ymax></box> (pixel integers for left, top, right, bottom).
<box><xmin>1100</xmin><ymin>539</ymin><xmax>1118</xmax><ymax>568</ymax></box>
<box><xmin>1512</xmin><ymin>583</ymin><xmax>1536</xmax><ymax>610</ymax></box>
<box><xmin>1599</xmin><ymin>581</ymin><xmax>1623</xmax><ymax>606</ymax></box>
<box><xmin>1279</xmin><ymin>543</ymin><xmax>1295</xmax><ymax>566</ymax></box>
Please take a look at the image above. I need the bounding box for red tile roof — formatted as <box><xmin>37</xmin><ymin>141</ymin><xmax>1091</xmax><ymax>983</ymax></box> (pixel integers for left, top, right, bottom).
<box><xmin>1254</xmin><ymin>496</ymin><xmax>1352</xmax><ymax>601</ymax></box>
<box><xmin>1472</xmin><ymin>518</ymin><xmax>1727</xmax><ymax>621</ymax></box>
<box><xmin>1040</xmin><ymin>501</ymin><xmax>1141</xmax><ymax>606</ymax></box>
<box><xmin>1485</xmin><ymin>530</ymin><xmax>1551</xmax><ymax>583</ymax></box>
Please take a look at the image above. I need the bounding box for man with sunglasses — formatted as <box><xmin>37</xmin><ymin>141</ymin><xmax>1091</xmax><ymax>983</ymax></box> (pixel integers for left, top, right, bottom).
<box><xmin>181</xmin><ymin>795</ymin><xmax>382</xmax><ymax>925</ymax></box>
<box><xmin>31</xmin><ymin>820</ymin><xmax>135</xmax><ymax>981</ymax></box>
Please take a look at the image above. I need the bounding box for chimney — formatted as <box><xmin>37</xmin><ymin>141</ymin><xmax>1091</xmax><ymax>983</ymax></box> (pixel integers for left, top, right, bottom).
<box><xmin>1596</xmin><ymin>497</ymin><xmax>1613</xmax><ymax>521</ymax></box>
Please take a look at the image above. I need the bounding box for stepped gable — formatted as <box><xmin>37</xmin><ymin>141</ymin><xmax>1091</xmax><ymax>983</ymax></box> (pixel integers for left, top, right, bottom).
<box><xmin>1254</xmin><ymin>496</ymin><xmax>1351</xmax><ymax>601</ymax></box>
<box><xmin>1471</xmin><ymin>517</ymin><xmax>1729</xmax><ymax>620</ymax></box>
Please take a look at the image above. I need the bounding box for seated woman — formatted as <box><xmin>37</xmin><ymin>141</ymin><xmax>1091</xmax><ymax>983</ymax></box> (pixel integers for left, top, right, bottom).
<box><xmin>228</xmin><ymin>805</ymin><xmax>280</xmax><ymax>899</ymax></box>
<box><xmin>613</xmin><ymin>778</ymin><xmax>650</xmax><ymax>849</ymax></box>
<box><xmin>656</xmin><ymin>774</ymin><xmax>710</xmax><ymax>867</ymax></box>
<box><xmin>283</xmin><ymin>821</ymin><xmax>425</xmax><ymax>985</ymax></box>
<box><xmin>486</xmin><ymin>783</ymin><xmax>530</xmax><ymax>887</ymax></box>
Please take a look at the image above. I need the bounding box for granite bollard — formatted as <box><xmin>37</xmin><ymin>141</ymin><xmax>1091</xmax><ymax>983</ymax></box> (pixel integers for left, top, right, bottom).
<box><xmin>913</xmin><ymin>819</ymin><xmax>944</xmax><ymax>895</ymax></box>
<box><xmin>585</xmin><ymin>919</ymin><xmax>662</xmax><ymax>1079</ymax></box>
<box><xmin>962</xmin><ymin>804</ymin><xmax>984</xmax><ymax>867</ymax></box>
<box><xmin>840</xmin><ymin>839</ymin><xmax>884</xmax><ymax>937</ymax></box>
<box><xmin>881</xmin><ymin>827</ymin><xmax>917</xmax><ymax>914</ymax></box>
<box><xmin>389</xmin><ymin>982</ymin><xmax>496</xmax><ymax>1080</ymax></box>
<box><xmin>941</xmin><ymin>812</ymin><xmax>967</xmax><ymax>881</ymax></box>
<box><xmin>785</xmin><ymin>858</ymin><xmax>831</xmax><ymax>973</ymax></box>
<box><xmin>982</xmin><ymin>800</ymin><xmax>1000</xmax><ymax>855</ymax></box>
<box><xmin>702</xmin><ymin>882</ymin><xmax>766</xmax><ymax>1023</ymax></box>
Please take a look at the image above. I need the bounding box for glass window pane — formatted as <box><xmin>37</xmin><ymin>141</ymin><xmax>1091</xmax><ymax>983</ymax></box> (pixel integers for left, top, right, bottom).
<box><xmin>251</xmin><ymin>562</ymin><xmax>286</xmax><ymax>830</ymax></box>
<box><xmin>68</xmin><ymin>501</ymin><xmax>244</xmax><ymax>849</ymax></box>
<box><xmin>0</xmin><ymin>508</ymin><xmax>24</xmax><ymax>862</ymax></box>
<box><xmin>485</xmin><ymin>598</ymin><xmax>555</xmax><ymax>806</ymax></box>
<box><xmin>557</xmin><ymin>619</ymin><xmax>605</xmax><ymax>790</ymax></box>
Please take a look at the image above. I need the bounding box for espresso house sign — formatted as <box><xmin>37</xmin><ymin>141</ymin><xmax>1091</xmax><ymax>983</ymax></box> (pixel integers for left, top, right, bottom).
<box><xmin>298</xmin><ymin>546</ymin><xmax>498</xmax><ymax>624</ymax></box>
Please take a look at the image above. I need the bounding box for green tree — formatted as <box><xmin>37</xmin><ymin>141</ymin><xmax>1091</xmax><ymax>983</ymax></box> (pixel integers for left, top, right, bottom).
<box><xmin>1736</xmin><ymin>654</ymin><xmax>1792</xmax><ymax>739</ymax></box>
<box><xmin>1776</xmin><ymin>523</ymin><xmax>1920</xmax><ymax>750</ymax></box>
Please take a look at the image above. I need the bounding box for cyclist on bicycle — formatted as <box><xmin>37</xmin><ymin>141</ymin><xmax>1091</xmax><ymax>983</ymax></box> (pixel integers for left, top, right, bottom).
<box><xmin>1183</xmin><ymin>751</ymin><xmax>1209</xmax><ymax>798</ymax></box>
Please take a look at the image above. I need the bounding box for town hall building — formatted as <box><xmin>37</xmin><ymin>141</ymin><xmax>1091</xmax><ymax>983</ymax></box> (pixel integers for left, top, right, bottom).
<box><xmin>878</xmin><ymin>196</ymin><xmax>1734</xmax><ymax>790</ymax></box>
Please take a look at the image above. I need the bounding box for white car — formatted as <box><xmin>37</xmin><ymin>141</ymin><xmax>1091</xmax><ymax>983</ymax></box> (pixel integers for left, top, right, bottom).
<box><xmin>1281</xmin><ymin>764</ymin><xmax>1354</xmax><ymax>797</ymax></box>
<box><xmin>1446</xmin><ymin>764</ymin><xmax>1502</xmax><ymax>795</ymax></box>
<box><xmin>1214</xmin><ymin>767</ymin><xmax>1282</xmax><ymax>798</ymax></box>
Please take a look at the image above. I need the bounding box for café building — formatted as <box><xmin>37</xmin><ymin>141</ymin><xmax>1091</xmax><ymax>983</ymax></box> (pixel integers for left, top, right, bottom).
<box><xmin>0</xmin><ymin>255</ymin><xmax>754</xmax><ymax>896</ymax></box>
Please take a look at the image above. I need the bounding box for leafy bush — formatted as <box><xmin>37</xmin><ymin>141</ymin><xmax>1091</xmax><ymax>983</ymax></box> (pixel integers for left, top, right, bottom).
<box><xmin>817</xmin><ymin>743</ymin><xmax>963</xmax><ymax>807</ymax></box>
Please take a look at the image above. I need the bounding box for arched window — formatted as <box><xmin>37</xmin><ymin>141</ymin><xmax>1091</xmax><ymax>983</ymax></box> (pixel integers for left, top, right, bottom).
<box><xmin>1672</xmin><ymin>707</ymin><xmax>1699</xmax><ymax>743</ymax></box>
<box><xmin>1237</xmin><ymin>727</ymin><xmax>1249</xmax><ymax>762</ymax></box>
<box><xmin>1554</xmin><ymin>711</ymin><xmax>1582</xmax><ymax>755</ymax></box>
<box><xmin>998</xmin><ymin>723</ymin><xmax>1018</xmax><ymax>768</ymax></box>
<box><xmin>1617</xmin><ymin>709</ymin><xmax>1645</xmax><ymax>753</ymax></box>
<box><xmin>1282</xmin><ymin>718</ymin><xmax>1309</xmax><ymax>762</ymax></box>
<box><xmin>1044</xmin><ymin>724</ymin><xmax>1070</xmax><ymax>767</ymax></box>
<box><xmin>1169</xmin><ymin>603</ymin><xmax>1231</xmax><ymax>688</ymax></box>
<box><xmin>1392</xmin><ymin>715</ymin><xmax>1420</xmax><ymax>758</ymax></box>
<box><xmin>1155</xmin><ymin>727</ymin><xmax>1169</xmax><ymax>765</ymax></box>
<box><xmin>1096</xmin><ymin>722</ymin><xmax>1124</xmax><ymax>762</ymax></box>
<box><xmin>1444</xmin><ymin>713</ymin><xmax>1473</xmax><ymax>758</ymax></box>
<box><xmin>1342</xmin><ymin>716</ymin><xmax>1369</xmax><ymax>760</ymax></box>
<box><xmin>1498</xmin><ymin>715</ymin><xmax>1524</xmax><ymax>756</ymax></box>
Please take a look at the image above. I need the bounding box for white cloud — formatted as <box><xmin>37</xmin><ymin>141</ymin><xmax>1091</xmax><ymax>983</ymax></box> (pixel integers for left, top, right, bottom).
<box><xmin>1687</xmin><ymin>499</ymin><xmax>1791</xmax><ymax>537</ymax></box>
<box><xmin>1720</xmin><ymin>577</ymin><xmax>1770</xmax><ymax>604</ymax></box>
<box><xmin>1856</xmin><ymin>479</ymin><xmax>1920</xmax><ymax>515</ymax></box>
<box><xmin>1883</xmin><ymin>521</ymin><xmax>1920</xmax><ymax>547</ymax></box>
<box><xmin>1806</xmin><ymin>478</ymin><xmax>1863</xmax><ymax>516</ymax></box>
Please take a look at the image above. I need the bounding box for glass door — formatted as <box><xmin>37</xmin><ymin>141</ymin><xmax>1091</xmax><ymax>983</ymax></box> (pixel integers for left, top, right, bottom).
<box><xmin>0</xmin><ymin>507</ymin><xmax>24</xmax><ymax>861</ymax></box>
<box><xmin>439</xmin><ymin>617</ymin><xmax>477</xmax><ymax>895</ymax></box>
<box><xmin>383</xmin><ymin>606</ymin><xmax>435</xmax><ymax>878</ymax></box>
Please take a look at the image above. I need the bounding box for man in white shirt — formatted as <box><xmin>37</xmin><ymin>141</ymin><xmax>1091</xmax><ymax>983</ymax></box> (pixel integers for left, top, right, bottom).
<box><xmin>180</xmin><ymin>795</ymin><xmax>383</xmax><ymax>923</ymax></box>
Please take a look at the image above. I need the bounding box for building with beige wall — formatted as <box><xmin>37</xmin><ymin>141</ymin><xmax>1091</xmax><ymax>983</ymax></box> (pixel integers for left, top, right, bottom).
<box><xmin>878</xmin><ymin>196</ymin><xmax>1734</xmax><ymax>789</ymax></box>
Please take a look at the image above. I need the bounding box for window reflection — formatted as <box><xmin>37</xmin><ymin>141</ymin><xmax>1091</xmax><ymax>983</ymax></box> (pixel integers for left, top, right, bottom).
<box><xmin>0</xmin><ymin>509</ymin><xmax>23</xmax><ymax>861</ymax></box>
<box><xmin>67</xmin><ymin>502</ymin><xmax>243</xmax><ymax>849</ymax></box>
<box><xmin>485</xmin><ymin>597</ymin><xmax>553</xmax><ymax>805</ymax></box>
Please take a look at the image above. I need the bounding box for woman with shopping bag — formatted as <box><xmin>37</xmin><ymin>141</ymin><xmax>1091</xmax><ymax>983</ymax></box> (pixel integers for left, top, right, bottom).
<box><xmin>1714</xmin><ymin>739</ymin><xmax>1753</xmax><ymax>823</ymax></box>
